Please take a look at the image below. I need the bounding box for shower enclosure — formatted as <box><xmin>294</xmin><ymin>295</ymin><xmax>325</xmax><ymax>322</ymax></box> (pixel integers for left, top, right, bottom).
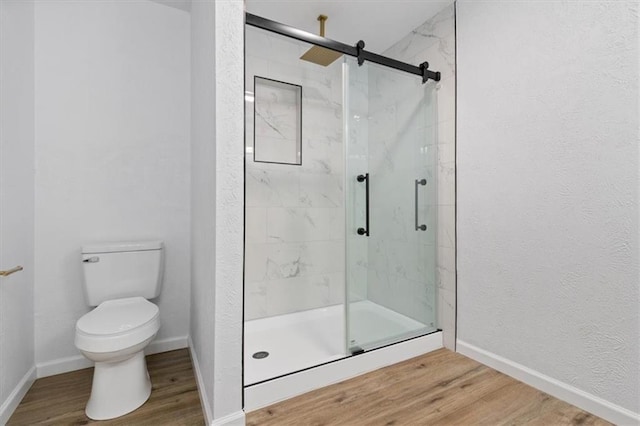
<box><xmin>244</xmin><ymin>13</ymin><xmax>441</xmax><ymax>404</ymax></box>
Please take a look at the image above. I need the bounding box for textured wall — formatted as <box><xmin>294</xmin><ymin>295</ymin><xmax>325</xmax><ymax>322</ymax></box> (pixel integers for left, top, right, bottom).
<box><xmin>191</xmin><ymin>2</ymin><xmax>244</xmax><ymax>422</ymax></box>
<box><xmin>244</xmin><ymin>27</ymin><xmax>345</xmax><ymax>320</ymax></box>
<box><xmin>0</xmin><ymin>0</ymin><xmax>35</xmax><ymax>418</ymax></box>
<box><xmin>33</xmin><ymin>0</ymin><xmax>190</xmax><ymax>367</ymax></box>
<box><xmin>457</xmin><ymin>0</ymin><xmax>639</xmax><ymax>414</ymax></box>
<box><xmin>380</xmin><ymin>4</ymin><xmax>457</xmax><ymax>348</ymax></box>
<box><xmin>211</xmin><ymin>0</ymin><xmax>244</xmax><ymax>421</ymax></box>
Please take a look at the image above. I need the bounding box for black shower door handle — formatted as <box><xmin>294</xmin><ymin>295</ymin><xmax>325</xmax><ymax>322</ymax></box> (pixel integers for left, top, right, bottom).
<box><xmin>357</xmin><ymin>173</ymin><xmax>369</xmax><ymax>236</ymax></box>
<box><xmin>415</xmin><ymin>178</ymin><xmax>427</xmax><ymax>231</ymax></box>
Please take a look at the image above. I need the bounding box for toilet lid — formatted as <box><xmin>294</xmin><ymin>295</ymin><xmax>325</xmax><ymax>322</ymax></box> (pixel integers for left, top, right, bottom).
<box><xmin>77</xmin><ymin>297</ymin><xmax>159</xmax><ymax>336</ymax></box>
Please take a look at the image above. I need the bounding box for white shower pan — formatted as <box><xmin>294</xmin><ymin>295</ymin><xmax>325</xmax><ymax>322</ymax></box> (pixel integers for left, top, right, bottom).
<box><xmin>244</xmin><ymin>300</ymin><xmax>442</xmax><ymax>410</ymax></box>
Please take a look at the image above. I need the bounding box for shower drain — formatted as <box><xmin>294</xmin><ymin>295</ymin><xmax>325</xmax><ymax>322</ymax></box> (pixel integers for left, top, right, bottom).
<box><xmin>252</xmin><ymin>351</ymin><xmax>269</xmax><ymax>359</ymax></box>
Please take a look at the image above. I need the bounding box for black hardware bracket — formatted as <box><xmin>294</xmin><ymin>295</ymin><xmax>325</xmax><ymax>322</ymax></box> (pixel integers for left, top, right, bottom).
<box><xmin>419</xmin><ymin>62</ymin><xmax>441</xmax><ymax>84</ymax></box>
<box><xmin>350</xmin><ymin>346</ymin><xmax>365</xmax><ymax>356</ymax></box>
<box><xmin>355</xmin><ymin>40</ymin><xmax>365</xmax><ymax>66</ymax></box>
<box><xmin>246</xmin><ymin>13</ymin><xmax>441</xmax><ymax>83</ymax></box>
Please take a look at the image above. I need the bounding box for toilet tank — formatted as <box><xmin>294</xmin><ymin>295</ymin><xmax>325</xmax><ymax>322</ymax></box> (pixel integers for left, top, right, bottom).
<box><xmin>81</xmin><ymin>240</ymin><xmax>164</xmax><ymax>306</ymax></box>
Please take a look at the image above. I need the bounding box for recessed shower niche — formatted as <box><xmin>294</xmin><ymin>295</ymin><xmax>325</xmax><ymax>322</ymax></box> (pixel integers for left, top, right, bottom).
<box><xmin>253</xmin><ymin>76</ymin><xmax>302</xmax><ymax>165</ymax></box>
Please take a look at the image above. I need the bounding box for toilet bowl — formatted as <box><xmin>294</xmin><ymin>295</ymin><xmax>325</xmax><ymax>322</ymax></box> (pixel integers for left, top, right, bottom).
<box><xmin>75</xmin><ymin>296</ymin><xmax>160</xmax><ymax>420</ymax></box>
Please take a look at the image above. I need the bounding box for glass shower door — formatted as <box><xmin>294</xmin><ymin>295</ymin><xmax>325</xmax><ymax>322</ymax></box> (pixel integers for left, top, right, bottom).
<box><xmin>344</xmin><ymin>57</ymin><xmax>438</xmax><ymax>353</ymax></box>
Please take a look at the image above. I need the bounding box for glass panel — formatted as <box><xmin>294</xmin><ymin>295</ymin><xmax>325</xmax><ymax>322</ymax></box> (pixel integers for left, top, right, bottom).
<box><xmin>244</xmin><ymin>25</ymin><xmax>347</xmax><ymax>386</ymax></box>
<box><xmin>345</xmin><ymin>57</ymin><xmax>438</xmax><ymax>353</ymax></box>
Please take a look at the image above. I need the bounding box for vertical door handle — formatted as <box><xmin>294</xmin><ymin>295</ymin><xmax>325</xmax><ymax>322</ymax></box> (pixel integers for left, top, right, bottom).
<box><xmin>415</xmin><ymin>178</ymin><xmax>427</xmax><ymax>231</ymax></box>
<box><xmin>357</xmin><ymin>173</ymin><xmax>369</xmax><ymax>236</ymax></box>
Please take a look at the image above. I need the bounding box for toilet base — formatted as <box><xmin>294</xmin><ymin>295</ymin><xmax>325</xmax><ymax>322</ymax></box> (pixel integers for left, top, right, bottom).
<box><xmin>85</xmin><ymin>351</ymin><xmax>152</xmax><ymax>420</ymax></box>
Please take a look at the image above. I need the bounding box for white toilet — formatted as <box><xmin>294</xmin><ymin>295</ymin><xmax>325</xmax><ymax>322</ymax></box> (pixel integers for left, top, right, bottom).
<box><xmin>75</xmin><ymin>240</ymin><xmax>164</xmax><ymax>420</ymax></box>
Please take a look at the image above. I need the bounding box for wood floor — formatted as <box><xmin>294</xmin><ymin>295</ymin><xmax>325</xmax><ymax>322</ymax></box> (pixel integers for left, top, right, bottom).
<box><xmin>247</xmin><ymin>349</ymin><xmax>611</xmax><ymax>426</ymax></box>
<box><xmin>8</xmin><ymin>349</ymin><xmax>204</xmax><ymax>426</ymax></box>
<box><xmin>8</xmin><ymin>347</ymin><xmax>610</xmax><ymax>425</ymax></box>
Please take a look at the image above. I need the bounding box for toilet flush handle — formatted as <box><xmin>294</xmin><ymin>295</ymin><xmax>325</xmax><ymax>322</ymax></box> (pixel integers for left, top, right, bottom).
<box><xmin>83</xmin><ymin>256</ymin><xmax>100</xmax><ymax>263</ymax></box>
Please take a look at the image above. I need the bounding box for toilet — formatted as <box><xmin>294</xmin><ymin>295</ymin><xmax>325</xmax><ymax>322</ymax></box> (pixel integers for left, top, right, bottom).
<box><xmin>75</xmin><ymin>240</ymin><xmax>164</xmax><ymax>420</ymax></box>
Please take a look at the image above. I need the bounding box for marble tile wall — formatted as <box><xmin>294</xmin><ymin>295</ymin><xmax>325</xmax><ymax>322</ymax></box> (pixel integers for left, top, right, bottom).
<box><xmin>371</xmin><ymin>4</ymin><xmax>457</xmax><ymax>349</ymax></box>
<box><xmin>245</xmin><ymin>27</ymin><xmax>345</xmax><ymax>320</ymax></box>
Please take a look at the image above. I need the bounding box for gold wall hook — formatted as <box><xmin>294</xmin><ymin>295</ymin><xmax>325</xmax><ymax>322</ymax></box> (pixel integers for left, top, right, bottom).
<box><xmin>0</xmin><ymin>265</ymin><xmax>23</xmax><ymax>276</ymax></box>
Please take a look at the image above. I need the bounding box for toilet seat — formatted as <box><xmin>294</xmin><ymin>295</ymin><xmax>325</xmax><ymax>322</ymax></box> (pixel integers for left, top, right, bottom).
<box><xmin>75</xmin><ymin>297</ymin><xmax>160</xmax><ymax>354</ymax></box>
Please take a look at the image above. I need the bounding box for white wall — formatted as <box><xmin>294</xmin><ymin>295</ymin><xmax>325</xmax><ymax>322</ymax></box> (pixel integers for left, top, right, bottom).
<box><xmin>244</xmin><ymin>27</ymin><xmax>345</xmax><ymax>320</ymax></box>
<box><xmin>0</xmin><ymin>1</ymin><xmax>36</xmax><ymax>422</ymax></box>
<box><xmin>190</xmin><ymin>0</ymin><xmax>216</xmax><ymax>421</ymax></box>
<box><xmin>457</xmin><ymin>0</ymin><xmax>639</xmax><ymax>421</ymax></box>
<box><xmin>190</xmin><ymin>0</ymin><xmax>244</xmax><ymax>424</ymax></box>
<box><xmin>33</xmin><ymin>0</ymin><xmax>191</xmax><ymax>371</ymax></box>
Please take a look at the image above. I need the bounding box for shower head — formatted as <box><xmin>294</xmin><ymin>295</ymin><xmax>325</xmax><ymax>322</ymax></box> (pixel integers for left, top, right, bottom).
<box><xmin>300</xmin><ymin>15</ymin><xmax>343</xmax><ymax>66</ymax></box>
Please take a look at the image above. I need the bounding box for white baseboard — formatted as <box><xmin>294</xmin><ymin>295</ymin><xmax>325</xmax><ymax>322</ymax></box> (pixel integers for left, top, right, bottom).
<box><xmin>457</xmin><ymin>340</ymin><xmax>640</xmax><ymax>426</ymax></box>
<box><xmin>187</xmin><ymin>336</ymin><xmax>246</xmax><ymax>426</ymax></box>
<box><xmin>188</xmin><ymin>335</ymin><xmax>214</xmax><ymax>425</ymax></box>
<box><xmin>146</xmin><ymin>335</ymin><xmax>188</xmax><ymax>356</ymax></box>
<box><xmin>36</xmin><ymin>335</ymin><xmax>188</xmax><ymax>378</ymax></box>
<box><xmin>0</xmin><ymin>366</ymin><xmax>36</xmax><ymax>425</ymax></box>
<box><xmin>36</xmin><ymin>354</ymin><xmax>93</xmax><ymax>378</ymax></box>
<box><xmin>245</xmin><ymin>331</ymin><xmax>443</xmax><ymax>412</ymax></box>
<box><xmin>212</xmin><ymin>410</ymin><xmax>245</xmax><ymax>426</ymax></box>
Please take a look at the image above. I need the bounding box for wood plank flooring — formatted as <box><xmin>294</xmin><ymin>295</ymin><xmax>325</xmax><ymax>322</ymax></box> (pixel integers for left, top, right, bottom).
<box><xmin>247</xmin><ymin>349</ymin><xmax>611</xmax><ymax>426</ymax></box>
<box><xmin>8</xmin><ymin>349</ymin><xmax>204</xmax><ymax>426</ymax></box>
<box><xmin>8</xmin><ymin>347</ymin><xmax>611</xmax><ymax>425</ymax></box>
